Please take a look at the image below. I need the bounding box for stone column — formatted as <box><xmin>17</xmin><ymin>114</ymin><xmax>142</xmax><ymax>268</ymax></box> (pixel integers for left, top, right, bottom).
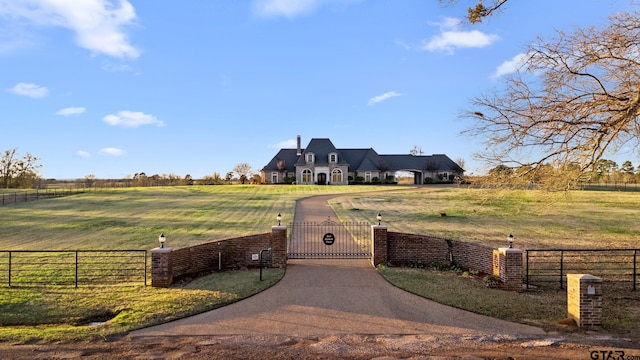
<box><xmin>493</xmin><ymin>247</ymin><xmax>523</xmax><ymax>291</ymax></box>
<box><xmin>372</xmin><ymin>225</ymin><xmax>388</xmax><ymax>267</ymax></box>
<box><xmin>567</xmin><ymin>274</ymin><xmax>603</xmax><ymax>328</ymax></box>
<box><xmin>271</xmin><ymin>225</ymin><xmax>287</xmax><ymax>268</ymax></box>
<box><xmin>151</xmin><ymin>247</ymin><xmax>173</xmax><ymax>288</ymax></box>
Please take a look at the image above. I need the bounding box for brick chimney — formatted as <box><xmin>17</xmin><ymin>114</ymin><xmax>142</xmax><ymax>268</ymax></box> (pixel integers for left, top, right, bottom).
<box><xmin>297</xmin><ymin>135</ymin><xmax>301</xmax><ymax>155</ymax></box>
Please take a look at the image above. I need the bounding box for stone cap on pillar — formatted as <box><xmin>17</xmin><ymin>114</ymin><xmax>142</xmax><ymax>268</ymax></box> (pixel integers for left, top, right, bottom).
<box><xmin>567</xmin><ymin>274</ymin><xmax>603</xmax><ymax>282</ymax></box>
<box><xmin>497</xmin><ymin>247</ymin><xmax>522</xmax><ymax>254</ymax></box>
<box><xmin>271</xmin><ymin>225</ymin><xmax>287</xmax><ymax>230</ymax></box>
<box><xmin>151</xmin><ymin>247</ymin><xmax>173</xmax><ymax>253</ymax></box>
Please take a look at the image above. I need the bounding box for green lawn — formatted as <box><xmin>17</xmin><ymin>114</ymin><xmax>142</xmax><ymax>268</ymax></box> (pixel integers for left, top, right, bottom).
<box><xmin>1</xmin><ymin>184</ymin><xmax>639</xmax><ymax>342</ymax></box>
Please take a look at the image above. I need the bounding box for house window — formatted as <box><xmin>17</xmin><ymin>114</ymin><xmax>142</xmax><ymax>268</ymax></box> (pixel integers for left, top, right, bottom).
<box><xmin>306</xmin><ymin>153</ymin><xmax>314</xmax><ymax>163</ymax></box>
<box><xmin>332</xmin><ymin>169</ymin><xmax>342</xmax><ymax>183</ymax></box>
<box><xmin>271</xmin><ymin>172</ymin><xmax>278</xmax><ymax>183</ymax></box>
<box><xmin>302</xmin><ymin>169</ymin><xmax>312</xmax><ymax>183</ymax></box>
<box><xmin>329</xmin><ymin>153</ymin><xmax>337</xmax><ymax>163</ymax></box>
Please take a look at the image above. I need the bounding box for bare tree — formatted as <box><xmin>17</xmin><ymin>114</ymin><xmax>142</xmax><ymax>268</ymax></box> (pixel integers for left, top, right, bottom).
<box><xmin>463</xmin><ymin>11</ymin><xmax>640</xmax><ymax>189</ymax></box>
<box><xmin>409</xmin><ymin>146</ymin><xmax>424</xmax><ymax>156</ymax></box>
<box><xmin>233</xmin><ymin>163</ymin><xmax>253</xmax><ymax>184</ymax></box>
<box><xmin>439</xmin><ymin>0</ymin><xmax>509</xmax><ymax>23</ymax></box>
<box><xmin>0</xmin><ymin>148</ymin><xmax>42</xmax><ymax>188</ymax></box>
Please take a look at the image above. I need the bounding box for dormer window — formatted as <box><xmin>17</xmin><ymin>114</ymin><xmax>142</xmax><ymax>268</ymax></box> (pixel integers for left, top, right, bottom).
<box><xmin>329</xmin><ymin>153</ymin><xmax>337</xmax><ymax>163</ymax></box>
<box><xmin>306</xmin><ymin>153</ymin><xmax>315</xmax><ymax>163</ymax></box>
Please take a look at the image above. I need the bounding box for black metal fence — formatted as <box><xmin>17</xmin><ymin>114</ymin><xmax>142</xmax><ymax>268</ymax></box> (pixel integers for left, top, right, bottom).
<box><xmin>526</xmin><ymin>249</ymin><xmax>639</xmax><ymax>290</ymax></box>
<box><xmin>0</xmin><ymin>188</ymin><xmax>85</xmax><ymax>206</ymax></box>
<box><xmin>288</xmin><ymin>220</ymin><xmax>372</xmax><ymax>259</ymax></box>
<box><xmin>0</xmin><ymin>250</ymin><xmax>147</xmax><ymax>287</ymax></box>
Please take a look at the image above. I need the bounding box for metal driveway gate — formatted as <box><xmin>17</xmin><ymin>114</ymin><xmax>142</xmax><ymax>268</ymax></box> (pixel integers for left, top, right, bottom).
<box><xmin>288</xmin><ymin>218</ymin><xmax>372</xmax><ymax>259</ymax></box>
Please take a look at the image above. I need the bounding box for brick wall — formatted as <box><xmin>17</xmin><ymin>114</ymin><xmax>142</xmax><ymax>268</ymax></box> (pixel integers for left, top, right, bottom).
<box><xmin>386</xmin><ymin>232</ymin><xmax>494</xmax><ymax>274</ymax></box>
<box><xmin>152</xmin><ymin>226</ymin><xmax>287</xmax><ymax>287</ymax></box>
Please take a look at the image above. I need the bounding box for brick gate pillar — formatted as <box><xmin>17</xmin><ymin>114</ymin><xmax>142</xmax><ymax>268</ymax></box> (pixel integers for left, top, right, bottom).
<box><xmin>567</xmin><ymin>274</ymin><xmax>603</xmax><ymax>328</ymax></box>
<box><xmin>493</xmin><ymin>247</ymin><xmax>523</xmax><ymax>291</ymax></box>
<box><xmin>151</xmin><ymin>247</ymin><xmax>173</xmax><ymax>287</ymax></box>
<box><xmin>372</xmin><ymin>225</ymin><xmax>388</xmax><ymax>267</ymax></box>
<box><xmin>271</xmin><ymin>225</ymin><xmax>287</xmax><ymax>268</ymax></box>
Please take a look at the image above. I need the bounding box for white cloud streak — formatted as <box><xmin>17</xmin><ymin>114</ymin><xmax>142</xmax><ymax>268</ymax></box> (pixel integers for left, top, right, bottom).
<box><xmin>76</xmin><ymin>150</ymin><xmax>91</xmax><ymax>158</ymax></box>
<box><xmin>368</xmin><ymin>91</ymin><xmax>402</xmax><ymax>106</ymax></box>
<box><xmin>102</xmin><ymin>110</ymin><xmax>165</xmax><ymax>128</ymax></box>
<box><xmin>56</xmin><ymin>107</ymin><xmax>86</xmax><ymax>116</ymax></box>
<box><xmin>272</xmin><ymin>139</ymin><xmax>298</xmax><ymax>148</ymax></box>
<box><xmin>8</xmin><ymin>82</ymin><xmax>49</xmax><ymax>98</ymax></box>
<box><xmin>251</xmin><ymin>0</ymin><xmax>358</xmax><ymax>18</ymax></box>
<box><xmin>492</xmin><ymin>53</ymin><xmax>527</xmax><ymax>78</ymax></box>
<box><xmin>99</xmin><ymin>147</ymin><xmax>125</xmax><ymax>156</ymax></box>
<box><xmin>422</xmin><ymin>17</ymin><xmax>498</xmax><ymax>54</ymax></box>
<box><xmin>252</xmin><ymin>0</ymin><xmax>319</xmax><ymax>18</ymax></box>
<box><xmin>0</xmin><ymin>0</ymin><xmax>140</xmax><ymax>59</ymax></box>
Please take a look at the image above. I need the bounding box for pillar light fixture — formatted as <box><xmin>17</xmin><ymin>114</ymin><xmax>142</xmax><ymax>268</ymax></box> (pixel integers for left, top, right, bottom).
<box><xmin>377</xmin><ymin>213</ymin><xmax>382</xmax><ymax>226</ymax></box>
<box><xmin>277</xmin><ymin>213</ymin><xmax>282</xmax><ymax>226</ymax></box>
<box><xmin>159</xmin><ymin>233</ymin><xmax>166</xmax><ymax>248</ymax></box>
<box><xmin>508</xmin><ymin>233</ymin><xmax>514</xmax><ymax>248</ymax></box>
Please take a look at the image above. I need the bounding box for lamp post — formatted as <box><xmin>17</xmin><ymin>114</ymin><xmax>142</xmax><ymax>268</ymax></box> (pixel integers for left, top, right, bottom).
<box><xmin>377</xmin><ymin>213</ymin><xmax>382</xmax><ymax>226</ymax></box>
<box><xmin>277</xmin><ymin>213</ymin><xmax>282</xmax><ymax>226</ymax></box>
<box><xmin>159</xmin><ymin>233</ymin><xmax>166</xmax><ymax>248</ymax></box>
<box><xmin>259</xmin><ymin>247</ymin><xmax>272</xmax><ymax>281</ymax></box>
<box><xmin>508</xmin><ymin>233</ymin><xmax>514</xmax><ymax>249</ymax></box>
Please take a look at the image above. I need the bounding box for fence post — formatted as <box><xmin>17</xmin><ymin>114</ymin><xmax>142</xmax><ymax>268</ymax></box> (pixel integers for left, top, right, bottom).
<box><xmin>560</xmin><ymin>250</ymin><xmax>564</xmax><ymax>289</ymax></box>
<box><xmin>567</xmin><ymin>274</ymin><xmax>603</xmax><ymax>328</ymax></box>
<box><xmin>371</xmin><ymin>224</ymin><xmax>388</xmax><ymax>267</ymax></box>
<box><xmin>493</xmin><ymin>247</ymin><xmax>524</xmax><ymax>291</ymax></box>
<box><xmin>634</xmin><ymin>249</ymin><xmax>637</xmax><ymax>291</ymax></box>
<box><xmin>8</xmin><ymin>252</ymin><xmax>11</xmax><ymax>287</ymax></box>
<box><xmin>525</xmin><ymin>250</ymin><xmax>530</xmax><ymax>290</ymax></box>
<box><xmin>270</xmin><ymin>225</ymin><xmax>287</xmax><ymax>268</ymax></box>
<box><xmin>151</xmin><ymin>247</ymin><xmax>173</xmax><ymax>287</ymax></box>
<box><xmin>75</xmin><ymin>251</ymin><xmax>79</xmax><ymax>288</ymax></box>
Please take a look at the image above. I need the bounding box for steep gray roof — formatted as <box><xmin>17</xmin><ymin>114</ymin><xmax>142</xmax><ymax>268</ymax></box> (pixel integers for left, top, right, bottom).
<box><xmin>380</xmin><ymin>154</ymin><xmax>464</xmax><ymax>172</ymax></box>
<box><xmin>340</xmin><ymin>149</ymin><xmax>383</xmax><ymax>172</ymax></box>
<box><xmin>295</xmin><ymin>138</ymin><xmax>343</xmax><ymax>166</ymax></box>
<box><xmin>262</xmin><ymin>138</ymin><xmax>464</xmax><ymax>174</ymax></box>
<box><xmin>261</xmin><ymin>148</ymin><xmax>300</xmax><ymax>172</ymax></box>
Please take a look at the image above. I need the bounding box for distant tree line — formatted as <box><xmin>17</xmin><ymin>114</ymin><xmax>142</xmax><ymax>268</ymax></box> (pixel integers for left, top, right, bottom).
<box><xmin>479</xmin><ymin>159</ymin><xmax>640</xmax><ymax>189</ymax></box>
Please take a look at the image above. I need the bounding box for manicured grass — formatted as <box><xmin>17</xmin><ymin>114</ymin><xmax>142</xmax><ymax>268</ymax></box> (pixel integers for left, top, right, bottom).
<box><xmin>0</xmin><ymin>268</ymin><xmax>284</xmax><ymax>342</ymax></box>
<box><xmin>0</xmin><ymin>185</ymin><xmax>387</xmax><ymax>343</ymax></box>
<box><xmin>377</xmin><ymin>265</ymin><xmax>640</xmax><ymax>333</ymax></box>
<box><xmin>330</xmin><ymin>186</ymin><xmax>640</xmax><ymax>249</ymax></box>
<box><xmin>0</xmin><ymin>185</ymin><xmax>387</xmax><ymax>250</ymax></box>
<box><xmin>1</xmin><ymin>185</ymin><xmax>640</xmax><ymax>342</ymax></box>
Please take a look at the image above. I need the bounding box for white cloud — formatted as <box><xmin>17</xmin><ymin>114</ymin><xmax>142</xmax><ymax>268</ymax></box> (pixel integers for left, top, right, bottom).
<box><xmin>252</xmin><ymin>0</ymin><xmax>320</xmax><ymax>18</ymax></box>
<box><xmin>102</xmin><ymin>110</ymin><xmax>165</xmax><ymax>128</ymax></box>
<box><xmin>422</xmin><ymin>17</ymin><xmax>498</xmax><ymax>54</ymax></box>
<box><xmin>272</xmin><ymin>139</ymin><xmax>298</xmax><ymax>148</ymax></box>
<box><xmin>8</xmin><ymin>82</ymin><xmax>49</xmax><ymax>98</ymax></box>
<box><xmin>368</xmin><ymin>91</ymin><xmax>402</xmax><ymax>106</ymax></box>
<box><xmin>99</xmin><ymin>147</ymin><xmax>125</xmax><ymax>156</ymax></box>
<box><xmin>492</xmin><ymin>53</ymin><xmax>527</xmax><ymax>78</ymax></box>
<box><xmin>0</xmin><ymin>0</ymin><xmax>140</xmax><ymax>59</ymax></box>
<box><xmin>76</xmin><ymin>150</ymin><xmax>91</xmax><ymax>158</ymax></box>
<box><xmin>251</xmin><ymin>0</ymin><xmax>358</xmax><ymax>18</ymax></box>
<box><xmin>56</xmin><ymin>107</ymin><xmax>86</xmax><ymax>116</ymax></box>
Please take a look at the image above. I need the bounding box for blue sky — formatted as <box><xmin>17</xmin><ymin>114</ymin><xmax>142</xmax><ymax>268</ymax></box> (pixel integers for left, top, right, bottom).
<box><xmin>1</xmin><ymin>0</ymin><xmax>637</xmax><ymax>179</ymax></box>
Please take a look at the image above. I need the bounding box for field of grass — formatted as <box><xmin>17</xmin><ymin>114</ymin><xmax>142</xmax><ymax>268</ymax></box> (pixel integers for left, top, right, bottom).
<box><xmin>0</xmin><ymin>185</ymin><xmax>387</xmax><ymax>250</ymax></box>
<box><xmin>1</xmin><ymin>184</ymin><xmax>640</xmax><ymax>342</ymax></box>
<box><xmin>330</xmin><ymin>186</ymin><xmax>640</xmax><ymax>249</ymax></box>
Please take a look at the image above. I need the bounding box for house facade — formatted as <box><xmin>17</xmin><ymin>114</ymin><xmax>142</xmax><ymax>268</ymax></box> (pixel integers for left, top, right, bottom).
<box><xmin>261</xmin><ymin>136</ymin><xmax>464</xmax><ymax>185</ymax></box>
